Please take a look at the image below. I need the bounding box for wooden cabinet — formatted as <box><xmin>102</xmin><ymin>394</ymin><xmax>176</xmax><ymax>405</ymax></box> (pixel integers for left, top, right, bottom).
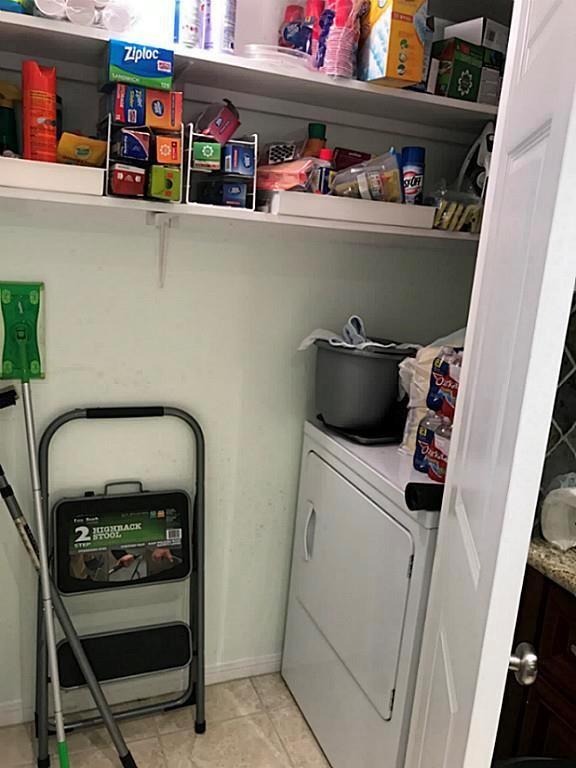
<box><xmin>520</xmin><ymin>676</ymin><xmax>576</xmax><ymax>757</ymax></box>
<box><xmin>494</xmin><ymin>566</ymin><xmax>576</xmax><ymax>760</ymax></box>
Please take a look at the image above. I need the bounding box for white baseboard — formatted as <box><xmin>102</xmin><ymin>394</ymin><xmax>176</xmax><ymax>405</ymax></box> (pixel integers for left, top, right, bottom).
<box><xmin>0</xmin><ymin>653</ymin><xmax>282</xmax><ymax>728</ymax></box>
<box><xmin>205</xmin><ymin>653</ymin><xmax>282</xmax><ymax>685</ymax></box>
<box><xmin>0</xmin><ymin>699</ymin><xmax>33</xmax><ymax>728</ymax></box>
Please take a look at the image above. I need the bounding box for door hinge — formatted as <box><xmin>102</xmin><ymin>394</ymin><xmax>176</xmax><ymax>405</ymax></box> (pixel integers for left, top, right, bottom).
<box><xmin>407</xmin><ymin>555</ymin><xmax>414</xmax><ymax>579</ymax></box>
<box><xmin>389</xmin><ymin>689</ymin><xmax>396</xmax><ymax>715</ymax></box>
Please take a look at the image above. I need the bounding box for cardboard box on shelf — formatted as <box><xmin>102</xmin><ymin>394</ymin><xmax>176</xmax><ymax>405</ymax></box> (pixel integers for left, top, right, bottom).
<box><xmin>103</xmin><ymin>40</ymin><xmax>174</xmax><ymax>91</ymax></box>
<box><xmin>145</xmin><ymin>90</ymin><xmax>183</xmax><ymax>131</ymax></box>
<box><xmin>444</xmin><ymin>17</ymin><xmax>509</xmax><ymax>55</ymax></box>
<box><xmin>155</xmin><ymin>135</ymin><xmax>182</xmax><ymax>165</ymax></box>
<box><xmin>358</xmin><ymin>0</ymin><xmax>429</xmax><ymax>88</ymax></box>
<box><xmin>223</xmin><ymin>145</ymin><xmax>255</xmax><ymax>176</ymax></box>
<box><xmin>111</xmin><ymin>128</ymin><xmax>151</xmax><ymax>163</ymax></box>
<box><xmin>104</xmin><ymin>84</ymin><xmax>146</xmax><ymax>126</ymax></box>
<box><xmin>409</xmin><ymin>15</ymin><xmax>454</xmax><ymax>92</ymax></box>
<box><xmin>430</xmin><ymin>38</ymin><xmax>483</xmax><ymax>102</ymax></box>
<box><xmin>148</xmin><ymin>165</ymin><xmax>182</xmax><ymax>201</ymax></box>
<box><xmin>478</xmin><ymin>47</ymin><xmax>504</xmax><ymax>106</ymax></box>
<box><xmin>109</xmin><ymin>163</ymin><xmax>146</xmax><ymax>197</ymax></box>
<box><xmin>200</xmin><ymin>180</ymin><xmax>248</xmax><ymax>207</ymax></box>
<box><xmin>193</xmin><ymin>141</ymin><xmax>221</xmax><ymax>170</ymax></box>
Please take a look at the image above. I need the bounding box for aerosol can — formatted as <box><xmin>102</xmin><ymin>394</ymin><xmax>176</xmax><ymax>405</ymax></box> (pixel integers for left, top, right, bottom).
<box><xmin>175</xmin><ymin>0</ymin><xmax>206</xmax><ymax>48</ymax></box>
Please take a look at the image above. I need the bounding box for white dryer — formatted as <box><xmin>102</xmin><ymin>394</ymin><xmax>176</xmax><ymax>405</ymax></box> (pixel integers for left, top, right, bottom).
<box><xmin>282</xmin><ymin>421</ymin><xmax>439</xmax><ymax>768</ymax></box>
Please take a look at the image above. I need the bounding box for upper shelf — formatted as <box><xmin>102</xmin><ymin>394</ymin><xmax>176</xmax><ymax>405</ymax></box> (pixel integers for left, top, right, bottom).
<box><xmin>0</xmin><ymin>11</ymin><xmax>498</xmax><ymax>132</ymax></box>
<box><xmin>0</xmin><ymin>186</ymin><xmax>480</xmax><ymax>250</ymax></box>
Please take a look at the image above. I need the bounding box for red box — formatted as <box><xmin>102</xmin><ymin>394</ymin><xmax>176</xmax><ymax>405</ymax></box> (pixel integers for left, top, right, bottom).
<box><xmin>196</xmin><ymin>100</ymin><xmax>240</xmax><ymax>145</ymax></box>
<box><xmin>109</xmin><ymin>164</ymin><xmax>146</xmax><ymax>197</ymax></box>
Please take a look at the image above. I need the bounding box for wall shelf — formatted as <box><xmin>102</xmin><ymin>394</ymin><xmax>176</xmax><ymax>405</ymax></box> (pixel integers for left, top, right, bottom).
<box><xmin>0</xmin><ymin>11</ymin><xmax>497</xmax><ymax>132</ymax></box>
<box><xmin>0</xmin><ymin>186</ymin><xmax>480</xmax><ymax>249</ymax></box>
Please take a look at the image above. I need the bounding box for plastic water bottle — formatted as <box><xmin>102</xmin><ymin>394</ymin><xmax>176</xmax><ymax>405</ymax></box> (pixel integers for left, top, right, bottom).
<box><xmin>427</xmin><ymin>418</ymin><xmax>452</xmax><ymax>483</ymax></box>
<box><xmin>402</xmin><ymin>146</ymin><xmax>425</xmax><ymax>205</ymax></box>
<box><xmin>413</xmin><ymin>410</ymin><xmax>442</xmax><ymax>473</ymax></box>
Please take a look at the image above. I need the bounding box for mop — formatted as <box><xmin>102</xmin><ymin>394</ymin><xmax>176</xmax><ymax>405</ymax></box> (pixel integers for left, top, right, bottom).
<box><xmin>0</xmin><ymin>283</ymin><xmax>137</xmax><ymax>768</ymax></box>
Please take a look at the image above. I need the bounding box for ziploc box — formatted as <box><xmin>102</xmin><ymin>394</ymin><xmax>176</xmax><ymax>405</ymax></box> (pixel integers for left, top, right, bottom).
<box><xmin>0</xmin><ymin>0</ymin><xmax>26</xmax><ymax>11</ymax></box>
<box><xmin>146</xmin><ymin>90</ymin><xmax>183</xmax><ymax>131</ymax></box>
<box><xmin>104</xmin><ymin>85</ymin><xmax>146</xmax><ymax>126</ymax></box>
<box><xmin>358</xmin><ymin>0</ymin><xmax>428</xmax><ymax>87</ymax></box>
<box><xmin>103</xmin><ymin>40</ymin><xmax>174</xmax><ymax>91</ymax></box>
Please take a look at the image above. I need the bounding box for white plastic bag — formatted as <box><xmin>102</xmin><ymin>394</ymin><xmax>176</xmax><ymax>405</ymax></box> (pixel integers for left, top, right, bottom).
<box><xmin>541</xmin><ymin>473</ymin><xmax>576</xmax><ymax>551</ymax></box>
<box><xmin>398</xmin><ymin>327</ymin><xmax>466</xmax><ymax>455</ymax></box>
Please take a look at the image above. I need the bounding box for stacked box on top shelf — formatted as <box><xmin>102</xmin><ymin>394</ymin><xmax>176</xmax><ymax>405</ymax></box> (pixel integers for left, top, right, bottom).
<box><xmin>100</xmin><ymin>41</ymin><xmax>184</xmax><ymax>204</ymax></box>
<box><xmin>186</xmin><ymin>125</ymin><xmax>258</xmax><ymax>211</ymax></box>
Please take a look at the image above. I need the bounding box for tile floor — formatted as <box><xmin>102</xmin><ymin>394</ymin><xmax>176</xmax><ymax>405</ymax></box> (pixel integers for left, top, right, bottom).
<box><xmin>1</xmin><ymin>675</ymin><xmax>331</xmax><ymax>768</ymax></box>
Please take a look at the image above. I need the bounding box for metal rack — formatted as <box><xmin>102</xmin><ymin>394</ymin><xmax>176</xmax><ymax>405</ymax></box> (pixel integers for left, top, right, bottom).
<box><xmin>185</xmin><ymin>123</ymin><xmax>258</xmax><ymax>212</ymax></box>
<box><xmin>103</xmin><ymin>114</ymin><xmax>186</xmax><ymax>204</ymax></box>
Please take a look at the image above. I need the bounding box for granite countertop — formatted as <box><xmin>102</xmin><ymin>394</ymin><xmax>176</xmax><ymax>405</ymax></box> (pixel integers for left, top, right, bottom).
<box><xmin>528</xmin><ymin>537</ymin><xmax>576</xmax><ymax>596</ymax></box>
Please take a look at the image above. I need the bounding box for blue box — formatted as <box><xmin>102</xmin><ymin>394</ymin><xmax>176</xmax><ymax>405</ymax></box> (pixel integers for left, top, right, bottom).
<box><xmin>0</xmin><ymin>0</ymin><xmax>26</xmax><ymax>11</ymax></box>
<box><xmin>111</xmin><ymin>128</ymin><xmax>150</xmax><ymax>163</ymax></box>
<box><xmin>223</xmin><ymin>145</ymin><xmax>255</xmax><ymax>176</ymax></box>
<box><xmin>105</xmin><ymin>84</ymin><xmax>146</xmax><ymax>126</ymax></box>
<box><xmin>199</xmin><ymin>180</ymin><xmax>248</xmax><ymax>208</ymax></box>
<box><xmin>222</xmin><ymin>182</ymin><xmax>247</xmax><ymax>207</ymax></box>
<box><xmin>103</xmin><ymin>40</ymin><xmax>174</xmax><ymax>91</ymax></box>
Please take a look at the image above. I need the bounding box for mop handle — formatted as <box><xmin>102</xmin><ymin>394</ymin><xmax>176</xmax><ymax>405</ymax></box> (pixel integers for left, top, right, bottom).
<box><xmin>21</xmin><ymin>382</ymin><xmax>71</xmax><ymax>768</ymax></box>
<box><xmin>0</xmin><ymin>466</ymin><xmax>40</xmax><ymax>568</ymax></box>
<box><xmin>0</xmin><ymin>465</ymin><xmax>138</xmax><ymax>768</ymax></box>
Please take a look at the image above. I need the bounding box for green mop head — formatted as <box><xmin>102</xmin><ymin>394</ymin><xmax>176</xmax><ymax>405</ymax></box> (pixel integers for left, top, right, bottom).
<box><xmin>0</xmin><ymin>282</ymin><xmax>45</xmax><ymax>382</ymax></box>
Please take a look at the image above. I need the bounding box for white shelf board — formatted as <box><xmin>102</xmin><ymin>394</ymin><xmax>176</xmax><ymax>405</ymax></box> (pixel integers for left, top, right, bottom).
<box><xmin>0</xmin><ymin>11</ymin><xmax>497</xmax><ymax>131</ymax></box>
<box><xmin>0</xmin><ymin>185</ymin><xmax>480</xmax><ymax>249</ymax></box>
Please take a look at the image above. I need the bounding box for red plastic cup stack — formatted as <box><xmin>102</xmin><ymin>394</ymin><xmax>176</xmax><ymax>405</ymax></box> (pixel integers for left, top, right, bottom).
<box><xmin>321</xmin><ymin>0</ymin><xmax>357</xmax><ymax>78</ymax></box>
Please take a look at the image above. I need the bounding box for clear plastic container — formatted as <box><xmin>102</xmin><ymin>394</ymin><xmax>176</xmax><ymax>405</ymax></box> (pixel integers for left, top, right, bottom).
<box><xmin>66</xmin><ymin>0</ymin><xmax>96</xmax><ymax>26</ymax></box>
<box><xmin>32</xmin><ymin>0</ymin><xmax>67</xmax><ymax>19</ymax></box>
<box><xmin>244</xmin><ymin>44</ymin><xmax>313</xmax><ymax>72</ymax></box>
<box><xmin>332</xmin><ymin>152</ymin><xmax>404</xmax><ymax>203</ymax></box>
<box><xmin>99</xmin><ymin>1</ymin><xmax>133</xmax><ymax>32</ymax></box>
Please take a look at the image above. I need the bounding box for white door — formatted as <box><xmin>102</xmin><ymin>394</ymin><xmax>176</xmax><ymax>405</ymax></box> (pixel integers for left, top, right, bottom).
<box><xmin>405</xmin><ymin>2</ymin><xmax>576</xmax><ymax>767</ymax></box>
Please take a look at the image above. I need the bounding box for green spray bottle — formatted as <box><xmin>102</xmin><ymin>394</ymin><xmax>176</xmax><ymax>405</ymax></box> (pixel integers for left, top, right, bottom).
<box><xmin>0</xmin><ymin>81</ymin><xmax>20</xmax><ymax>155</ymax></box>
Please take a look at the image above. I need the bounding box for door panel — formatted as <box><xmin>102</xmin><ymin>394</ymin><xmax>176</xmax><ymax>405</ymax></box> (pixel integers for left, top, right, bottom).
<box><xmin>294</xmin><ymin>451</ymin><xmax>414</xmax><ymax>720</ymax></box>
<box><xmin>406</xmin><ymin>1</ymin><xmax>576</xmax><ymax>766</ymax></box>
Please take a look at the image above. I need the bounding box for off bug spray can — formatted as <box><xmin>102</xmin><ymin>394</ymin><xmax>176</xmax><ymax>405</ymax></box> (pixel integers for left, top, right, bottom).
<box><xmin>402</xmin><ymin>146</ymin><xmax>425</xmax><ymax>205</ymax></box>
<box><xmin>204</xmin><ymin>0</ymin><xmax>237</xmax><ymax>53</ymax></box>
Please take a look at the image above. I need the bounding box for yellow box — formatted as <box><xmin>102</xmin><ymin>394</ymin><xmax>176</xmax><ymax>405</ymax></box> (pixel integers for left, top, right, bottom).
<box><xmin>358</xmin><ymin>0</ymin><xmax>428</xmax><ymax>88</ymax></box>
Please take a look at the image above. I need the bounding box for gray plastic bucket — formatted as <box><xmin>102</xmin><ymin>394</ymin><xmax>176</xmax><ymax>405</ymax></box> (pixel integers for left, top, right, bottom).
<box><xmin>315</xmin><ymin>340</ymin><xmax>409</xmax><ymax>431</ymax></box>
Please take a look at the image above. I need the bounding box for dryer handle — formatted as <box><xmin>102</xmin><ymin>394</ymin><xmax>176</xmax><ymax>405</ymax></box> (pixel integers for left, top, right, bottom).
<box><xmin>304</xmin><ymin>503</ymin><xmax>316</xmax><ymax>562</ymax></box>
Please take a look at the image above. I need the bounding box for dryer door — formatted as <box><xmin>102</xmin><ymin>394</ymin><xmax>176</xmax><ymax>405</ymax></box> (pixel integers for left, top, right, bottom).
<box><xmin>293</xmin><ymin>450</ymin><xmax>414</xmax><ymax>720</ymax></box>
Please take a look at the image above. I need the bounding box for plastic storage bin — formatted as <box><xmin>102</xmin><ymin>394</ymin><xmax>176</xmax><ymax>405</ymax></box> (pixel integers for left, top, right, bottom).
<box><xmin>315</xmin><ymin>340</ymin><xmax>408</xmax><ymax>430</ymax></box>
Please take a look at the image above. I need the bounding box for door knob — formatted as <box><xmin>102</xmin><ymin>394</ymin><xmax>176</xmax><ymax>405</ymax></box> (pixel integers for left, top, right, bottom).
<box><xmin>509</xmin><ymin>642</ymin><xmax>538</xmax><ymax>686</ymax></box>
